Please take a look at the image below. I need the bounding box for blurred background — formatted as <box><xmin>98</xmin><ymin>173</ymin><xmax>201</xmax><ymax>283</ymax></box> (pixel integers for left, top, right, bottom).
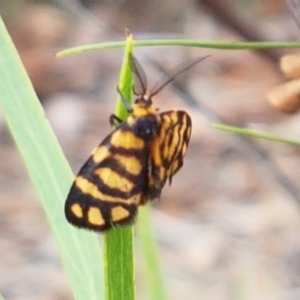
<box><xmin>1</xmin><ymin>0</ymin><xmax>300</xmax><ymax>299</ymax></box>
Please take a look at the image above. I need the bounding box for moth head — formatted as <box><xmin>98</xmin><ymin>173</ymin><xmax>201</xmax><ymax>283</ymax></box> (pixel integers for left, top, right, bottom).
<box><xmin>133</xmin><ymin>94</ymin><xmax>153</xmax><ymax>108</ymax></box>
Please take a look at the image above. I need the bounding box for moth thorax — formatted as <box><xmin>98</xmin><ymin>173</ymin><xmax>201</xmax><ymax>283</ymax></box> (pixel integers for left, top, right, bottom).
<box><xmin>132</xmin><ymin>113</ymin><xmax>160</xmax><ymax>140</ymax></box>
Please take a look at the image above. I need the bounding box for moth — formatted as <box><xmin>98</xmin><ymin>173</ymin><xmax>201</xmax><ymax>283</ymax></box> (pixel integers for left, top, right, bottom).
<box><xmin>65</xmin><ymin>54</ymin><xmax>207</xmax><ymax>232</ymax></box>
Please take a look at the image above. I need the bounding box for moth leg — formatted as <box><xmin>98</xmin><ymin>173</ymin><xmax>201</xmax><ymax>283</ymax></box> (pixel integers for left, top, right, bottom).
<box><xmin>109</xmin><ymin>114</ymin><xmax>123</xmax><ymax>127</ymax></box>
<box><xmin>116</xmin><ymin>86</ymin><xmax>133</xmax><ymax>113</ymax></box>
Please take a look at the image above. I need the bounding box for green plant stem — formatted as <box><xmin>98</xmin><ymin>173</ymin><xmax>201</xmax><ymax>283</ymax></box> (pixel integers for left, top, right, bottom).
<box><xmin>56</xmin><ymin>39</ymin><xmax>300</xmax><ymax>57</ymax></box>
<box><xmin>138</xmin><ymin>206</ymin><xmax>168</xmax><ymax>300</ymax></box>
<box><xmin>103</xmin><ymin>31</ymin><xmax>135</xmax><ymax>300</ymax></box>
<box><xmin>104</xmin><ymin>227</ymin><xmax>135</xmax><ymax>300</ymax></box>
<box><xmin>214</xmin><ymin>123</ymin><xmax>300</xmax><ymax>146</ymax></box>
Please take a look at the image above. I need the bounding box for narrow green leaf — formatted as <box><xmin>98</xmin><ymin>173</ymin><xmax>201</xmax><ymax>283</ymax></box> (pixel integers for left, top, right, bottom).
<box><xmin>114</xmin><ymin>32</ymin><xmax>134</xmax><ymax>121</ymax></box>
<box><xmin>213</xmin><ymin>123</ymin><xmax>300</xmax><ymax>146</ymax></box>
<box><xmin>57</xmin><ymin>40</ymin><xmax>300</xmax><ymax>57</ymax></box>
<box><xmin>138</xmin><ymin>206</ymin><xmax>168</xmax><ymax>300</ymax></box>
<box><xmin>0</xmin><ymin>17</ymin><xmax>104</xmax><ymax>300</ymax></box>
<box><xmin>0</xmin><ymin>293</ymin><xmax>5</xmax><ymax>300</ymax></box>
<box><xmin>103</xmin><ymin>32</ymin><xmax>135</xmax><ymax>300</ymax></box>
<box><xmin>104</xmin><ymin>227</ymin><xmax>134</xmax><ymax>300</ymax></box>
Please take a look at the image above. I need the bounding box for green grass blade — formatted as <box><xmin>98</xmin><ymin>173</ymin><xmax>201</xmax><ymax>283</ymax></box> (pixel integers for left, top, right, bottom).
<box><xmin>114</xmin><ymin>32</ymin><xmax>134</xmax><ymax>122</ymax></box>
<box><xmin>56</xmin><ymin>39</ymin><xmax>300</xmax><ymax>57</ymax></box>
<box><xmin>0</xmin><ymin>17</ymin><xmax>104</xmax><ymax>300</ymax></box>
<box><xmin>137</xmin><ymin>206</ymin><xmax>168</xmax><ymax>300</ymax></box>
<box><xmin>213</xmin><ymin>123</ymin><xmax>300</xmax><ymax>146</ymax></box>
<box><xmin>103</xmin><ymin>32</ymin><xmax>135</xmax><ymax>300</ymax></box>
<box><xmin>0</xmin><ymin>293</ymin><xmax>4</xmax><ymax>300</ymax></box>
<box><xmin>104</xmin><ymin>227</ymin><xmax>134</xmax><ymax>300</ymax></box>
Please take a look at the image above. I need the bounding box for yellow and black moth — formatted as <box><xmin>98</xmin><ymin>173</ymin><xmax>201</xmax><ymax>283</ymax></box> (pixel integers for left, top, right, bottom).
<box><xmin>65</xmin><ymin>54</ymin><xmax>206</xmax><ymax>232</ymax></box>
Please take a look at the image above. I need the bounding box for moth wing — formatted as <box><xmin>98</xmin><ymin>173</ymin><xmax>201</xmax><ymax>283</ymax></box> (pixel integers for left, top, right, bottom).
<box><xmin>65</xmin><ymin>125</ymin><xmax>148</xmax><ymax>232</ymax></box>
<box><xmin>147</xmin><ymin>110</ymin><xmax>192</xmax><ymax>200</ymax></box>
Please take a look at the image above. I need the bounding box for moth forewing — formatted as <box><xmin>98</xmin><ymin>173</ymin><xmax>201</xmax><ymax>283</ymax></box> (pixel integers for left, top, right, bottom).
<box><xmin>146</xmin><ymin>110</ymin><xmax>192</xmax><ymax>200</ymax></box>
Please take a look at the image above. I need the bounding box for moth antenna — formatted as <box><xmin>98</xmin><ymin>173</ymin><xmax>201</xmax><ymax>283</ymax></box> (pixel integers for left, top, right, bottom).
<box><xmin>149</xmin><ymin>55</ymin><xmax>210</xmax><ymax>97</ymax></box>
<box><xmin>129</xmin><ymin>54</ymin><xmax>148</xmax><ymax>96</ymax></box>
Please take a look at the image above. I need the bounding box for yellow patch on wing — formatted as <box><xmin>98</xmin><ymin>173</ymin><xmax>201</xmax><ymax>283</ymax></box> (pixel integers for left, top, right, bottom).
<box><xmin>114</xmin><ymin>154</ymin><xmax>142</xmax><ymax>175</ymax></box>
<box><xmin>150</xmin><ymin>138</ymin><xmax>162</xmax><ymax>166</ymax></box>
<box><xmin>128</xmin><ymin>193</ymin><xmax>143</xmax><ymax>205</ymax></box>
<box><xmin>159</xmin><ymin>167</ymin><xmax>166</xmax><ymax>181</ymax></box>
<box><xmin>111</xmin><ymin>206</ymin><xmax>130</xmax><ymax>221</ymax></box>
<box><xmin>94</xmin><ymin>167</ymin><xmax>134</xmax><ymax>192</ymax></box>
<box><xmin>92</xmin><ymin>145</ymin><xmax>111</xmax><ymax>163</ymax></box>
<box><xmin>182</xmin><ymin>143</ymin><xmax>187</xmax><ymax>156</ymax></box>
<box><xmin>70</xmin><ymin>203</ymin><xmax>83</xmax><ymax>219</ymax></box>
<box><xmin>111</xmin><ymin>130</ymin><xmax>145</xmax><ymax>149</ymax></box>
<box><xmin>88</xmin><ymin>206</ymin><xmax>105</xmax><ymax>226</ymax></box>
<box><xmin>168</xmin><ymin>160</ymin><xmax>179</xmax><ymax>177</ymax></box>
<box><xmin>75</xmin><ymin>176</ymin><xmax>123</xmax><ymax>203</ymax></box>
<box><xmin>75</xmin><ymin>176</ymin><xmax>142</xmax><ymax>205</ymax></box>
